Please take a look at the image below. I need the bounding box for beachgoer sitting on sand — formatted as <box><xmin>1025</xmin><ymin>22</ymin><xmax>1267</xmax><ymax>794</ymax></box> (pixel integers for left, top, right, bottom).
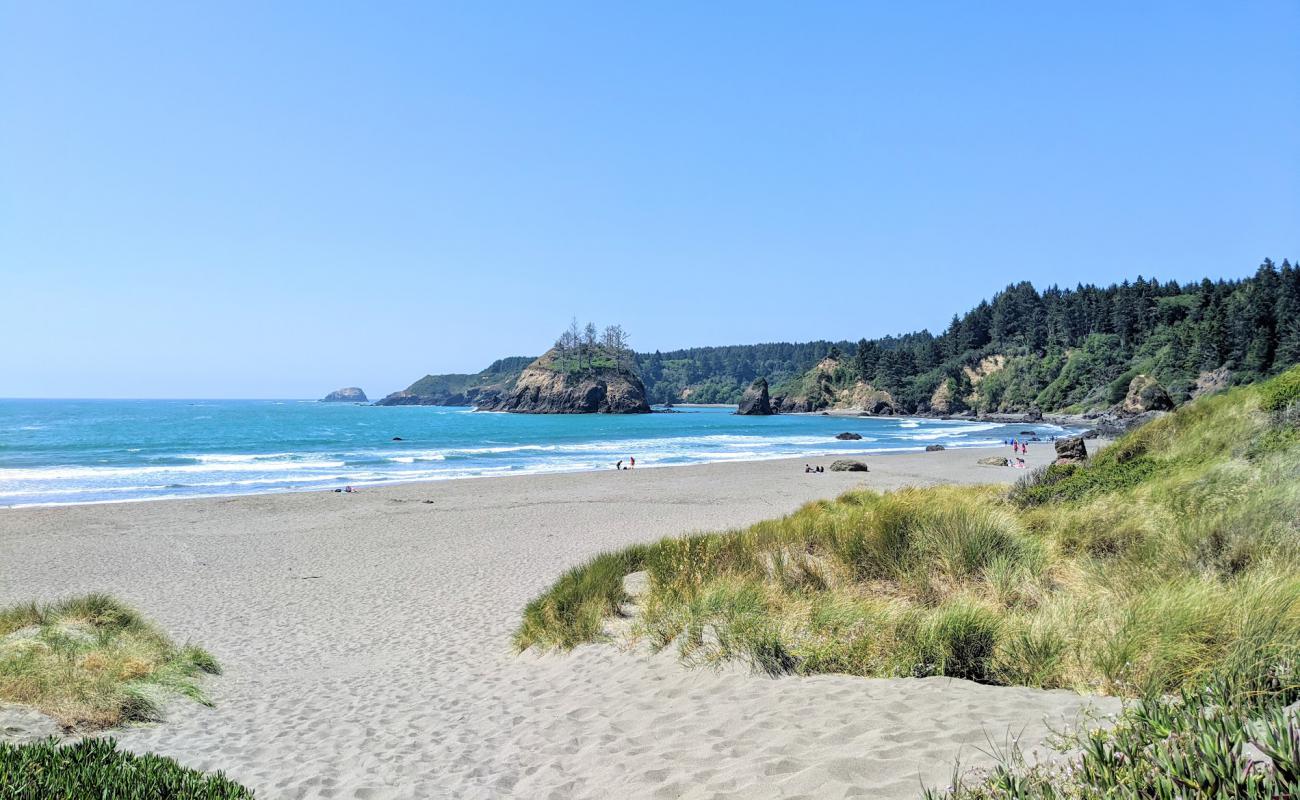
<box><xmin>805</xmin><ymin>464</ymin><xmax>812</xmax><ymax>473</ymax></box>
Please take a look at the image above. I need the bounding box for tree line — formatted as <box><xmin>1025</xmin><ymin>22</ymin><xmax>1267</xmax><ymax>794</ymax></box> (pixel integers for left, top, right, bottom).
<box><xmin>633</xmin><ymin>259</ymin><xmax>1300</xmax><ymax>411</ymax></box>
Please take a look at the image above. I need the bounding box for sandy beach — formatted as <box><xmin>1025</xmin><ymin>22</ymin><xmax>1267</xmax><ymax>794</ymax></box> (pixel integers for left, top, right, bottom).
<box><xmin>0</xmin><ymin>444</ymin><xmax>1115</xmax><ymax>799</ymax></box>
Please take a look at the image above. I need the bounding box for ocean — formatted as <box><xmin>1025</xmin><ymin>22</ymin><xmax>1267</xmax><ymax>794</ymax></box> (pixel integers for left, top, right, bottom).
<box><xmin>0</xmin><ymin>399</ymin><xmax>1074</xmax><ymax>507</ymax></box>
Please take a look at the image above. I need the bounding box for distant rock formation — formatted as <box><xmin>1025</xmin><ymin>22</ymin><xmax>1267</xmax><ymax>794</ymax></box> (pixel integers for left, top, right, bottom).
<box><xmin>834</xmin><ymin>432</ymin><xmax>863</xmax><ymax>440</ymax></box>
<box><xmin>1054</xmin><ymin>436</ymin><xmax>1088</xmax><ymax>464</ymax></box>
<box><xmin>375</xmin><ymin>356</ymin><xmax>532</xmax><ymax>407</ymax></box>
<box><xmin>321</xmin><ymin>387</ymin><xmax>367</xmax><ymax>403</ymax></box>
<box><xmin>475</xmin><ymin>347</ymin><xmax>650</xmax><ymax>414</ymax></box>
<box><xmin>736</xmin><ymin>378</ymin><xmax>774</xmax><ymax>415</ymax></box>
<box><xmin>1122</xmin><ymin>374</ymin><xmax>1174</xmax><ymax>414</ymax></box>
<box><xmin>773</xmin><ymin>354</ymin><xmax>898</xmax><ymax>415</ymax></box>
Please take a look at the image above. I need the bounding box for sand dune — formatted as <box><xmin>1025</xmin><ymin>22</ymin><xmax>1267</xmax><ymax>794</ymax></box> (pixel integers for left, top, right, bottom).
<box><xmin>0</xmin><ymin>445</ymin><xmax>1115</xmax><ymax>798</ymax></box>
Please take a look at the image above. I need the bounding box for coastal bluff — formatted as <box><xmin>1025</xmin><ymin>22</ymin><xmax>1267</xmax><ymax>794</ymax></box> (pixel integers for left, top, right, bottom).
<box><xmin>477</xmin><ymin>346</ymin><xmax>650</xmax><ymax>414</ymax></box>
<box><xmin>321</xmin><ymin>387</ymin><xmax>367</xmax><ymax>403</ymax></box>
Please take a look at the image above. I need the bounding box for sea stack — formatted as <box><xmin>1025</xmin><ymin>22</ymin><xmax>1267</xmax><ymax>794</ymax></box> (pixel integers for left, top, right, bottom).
<box><xmin>321</xmin><ymin>387</ymin><xmax>368</xmax><ymax>403</ymax></box>
<box><xmin>476</xmin><ymin>346</ymin><xmax>650</xmax><ymax>414</ymax></box>
<box><xmin>736</xmin><ymin>378</ymin><xmax>774</xmax><ymax>415</ymax></box>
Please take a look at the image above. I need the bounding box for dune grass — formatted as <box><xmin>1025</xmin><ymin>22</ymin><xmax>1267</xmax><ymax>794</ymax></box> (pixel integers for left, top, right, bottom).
<box><xmin>515</xmin><ymin>365</ymin><xmax>1300</xmax><ymax>699</ymax></box>
<box><xmin>0</xmin><ymin>737</ymin><xmax>254</xmax><ymax>799</ymax></box>
<box><xmin>0</xmin><ymin>594</ymin><xmax>219</xmax><ymax>730</ymax></box>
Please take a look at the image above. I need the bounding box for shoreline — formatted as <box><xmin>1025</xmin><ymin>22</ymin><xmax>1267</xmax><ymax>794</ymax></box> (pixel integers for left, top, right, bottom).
<box><xmin>0</xmin><ymin>439</ymin><xmax>1110</xmax><ymax>798</ymax></box>
<box><xmin>0</xmin><ymin>436</ymin><xmax>1075</xmax><ymax>511</ymax></box>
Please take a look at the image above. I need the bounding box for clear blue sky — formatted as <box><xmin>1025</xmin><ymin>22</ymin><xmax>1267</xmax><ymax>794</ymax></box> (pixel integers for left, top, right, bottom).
<box><xmin>3</xmin><ymin>2</ymin><xmax>1296</xmax><ymax>399</ymax></box>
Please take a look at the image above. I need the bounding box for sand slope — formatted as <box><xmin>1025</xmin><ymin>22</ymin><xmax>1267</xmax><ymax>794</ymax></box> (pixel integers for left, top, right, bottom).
<box><xmin>0</xmin><ymin>446</ymin><xmax>1115</xmax><ymax>798</ymax></box>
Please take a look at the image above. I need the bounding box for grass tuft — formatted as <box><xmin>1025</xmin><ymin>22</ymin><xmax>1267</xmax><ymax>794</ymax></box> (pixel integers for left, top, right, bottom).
<box><xmin>0</xmin><ymin>595</ymin><xmax>220</xmax><ymax>730</ymax></box>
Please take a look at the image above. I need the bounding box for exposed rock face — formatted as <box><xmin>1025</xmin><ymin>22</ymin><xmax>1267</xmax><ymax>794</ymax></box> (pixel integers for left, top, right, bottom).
<box><xmin>929</xmin><ymin>380</ymin><xmax>955</xmax><ymax>415</ymax></box>
<box><xmin>978</xmin><ymin>456</ymin><xmax>1009</xmax><ymax>467</ymax></box>
<box><xmin>476</xmin><ymin>348</ymin><xmax>650</xmax><ymax>414</ymax></box>
<box><xmin>736</xmin><ymin>378</ymin><xmax>774</xmax><ymax>415</ymax></box>
<box><xmin>1054</xmin><ymin>436</ymin><xmax>1088</xmax><ymax>464</ymax></box>
<box><xmin>1194</xmin><ymin>367</ymin><xmax>1232</xmax><ymax>398</ymax></box>
<box><xmin>1123</xmin><ymin>374</ymin><xmax>1174</xmax><ymax>414</ymax></box>
<box><xmin>829</xmin><ymin>459</ymin><xmax>869</xmax><ymax>472</ymax></box>
<box><xmin>775</xmin><ymin>355</ymin><xmax>899</xmax><ymax>415</ymax></box>
<box><xmin>321</xmin><ymin>387</ymin><xmax>367</xmax><ymax>403</ymax></box>
<box><xmin>835</xmin><ymin>432</ymin><xmax>863</xmax><ymax>440</ymax></box>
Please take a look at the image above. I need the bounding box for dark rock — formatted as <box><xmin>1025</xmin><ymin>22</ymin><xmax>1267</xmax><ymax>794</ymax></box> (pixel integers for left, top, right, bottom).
<box><xmin>737</xmin><ymin>378</ymin><xmax>774</xmax><ymax>416</ymax></box>
<box><xmin>1019</xmin><ymin>430</ymin><xmax>1037</xmax><ymax>436</ymax></box>
<box><xmin>829</xmin><ymin>459</ymin><xmax>869</xmax><ymax>472</ymax></box>
<box><xmin>1093</xmin><ymin>410</ymin><xmax>1167</xmax><ymax>437</ymax></box>
<box><xmin>1026</xmin><ymin>407</ymin><xmax>1044</xmax><ymax>421</ymax></box>
<box><xmin>392</xmin><ymin>436</ymin><xmax>403</xmax><ymax>441</ymax></box>
<box><xmin>978</xmin><ymin>456</ymin><xmax>1009</xmax><ymax>467</ymax></box>
<box><xmin>1081</xmin><ymin>428</ymin><xmax>1101</xmax><ymax>439</ymax></box>
<box><xmin>1053</xmin><ymin>436</ymin><xmax>1088</xmax><ymax>464</ymax></box>
<box><xmin>865</xmin><ymin>399</ymin><xmax>895</xmax><ymax>415</ymax></box>
<box><xmin>925</xmin><ymin>444</ymin><xmax>945</xmax><ymax>452</ymax></box>
<box><xmin>322</xmin><ymin>387</ymin><xmax>367</xmax><ymax>403</ymax></box>
<box><xmin>834</xmin><ymin>432</ymin><xmax>863</xmax><ymax>440</ymax></box>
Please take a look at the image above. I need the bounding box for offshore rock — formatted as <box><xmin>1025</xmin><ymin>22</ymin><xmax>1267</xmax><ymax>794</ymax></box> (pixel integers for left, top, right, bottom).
<box><xmin>321</xmin><ymin>387</ymin><xmax>367</xmax><ymax>403</ymax></box>
<box><xmin>476</xmin><ymin>347</ymin><xmax>650</xmax><ymax>414</ymax></box>
<box><xmin>737</xmin><ymin>378</ymin><xmax>774</xmax><ymax>415</ymax></box>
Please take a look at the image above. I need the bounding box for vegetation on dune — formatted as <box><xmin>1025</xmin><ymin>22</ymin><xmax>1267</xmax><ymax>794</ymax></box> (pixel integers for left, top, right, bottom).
<box><xmin>0</xmin><ymin>737</ymin><xmax>254</xmax><ymax>799</ymax></box>
<box><xmin>928</xmin><ymin>661</ymin><xmax>1300</xmax><ymax>799</ymax></box>
<box><xmin>516</xmin><ymin>366</ymin><xmax>1300</xmax><ymax>698</ymax></box>
<box><xmin>0</xmin><ymin>594</ymin><xmax>219</xmax><ymax>730</ymax></box>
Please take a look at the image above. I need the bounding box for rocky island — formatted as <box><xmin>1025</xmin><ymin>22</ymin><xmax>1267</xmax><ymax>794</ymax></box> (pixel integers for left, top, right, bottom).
<box><xmin>320</xmin><ymin>387</ymin><xmax>367</xmax><ymax>403</ymax></box>
<box><xmin>478</xmin><ymin>335</ymin><xmax>649</xmax><ymax>414</ymax></box>
<box><xmin>379</xmin><ymin>323</ymin><xmax>649</xmax><ymax>414</ymax></box>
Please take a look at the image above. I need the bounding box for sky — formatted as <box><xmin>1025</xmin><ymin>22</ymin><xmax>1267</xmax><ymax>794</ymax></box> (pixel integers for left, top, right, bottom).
<box><xmin>2</xmin><ymin>2</ymin><xmax>1297</xmax><ymax>399</ymax></box>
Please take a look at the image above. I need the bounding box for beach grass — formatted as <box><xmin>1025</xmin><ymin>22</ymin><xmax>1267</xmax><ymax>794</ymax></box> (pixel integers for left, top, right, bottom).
<box><xmin>0</xmin><ymin>737</ymin><xmax>254</xmax><ymax>799</ymax></box>
<box><xmin>0</xmin><ymin>593</ymin><xmax>219</xmax><ymax>729</ymax></box>
<box><xmin>516</xmin><ymin>364</ymin><xmax>1300</xmax><ymax>698</ymax></box>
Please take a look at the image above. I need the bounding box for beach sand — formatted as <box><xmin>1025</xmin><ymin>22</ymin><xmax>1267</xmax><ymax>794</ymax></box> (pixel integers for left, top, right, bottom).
<box><xmin>0</xmin><ymin>443</ymin><xmax>1115</xmax><ymax>799</ymax></box>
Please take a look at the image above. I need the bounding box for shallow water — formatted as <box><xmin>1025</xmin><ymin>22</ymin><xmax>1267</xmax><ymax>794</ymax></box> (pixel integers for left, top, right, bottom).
<box><xmin>0</xmin><ymin>399</ymin><xmax>1071</xmax><ymax>506</ymax></box>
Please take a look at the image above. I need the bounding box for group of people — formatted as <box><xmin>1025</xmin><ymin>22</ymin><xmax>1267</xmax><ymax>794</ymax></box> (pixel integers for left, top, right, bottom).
<box><xmin>614</xmin><ymin>457</ymin><xmax>636</xmax><ymax>471</ymax></box>
<box><xmin>1005</xmin><ymin>438</ymin><xmax>1031</xmax><ymax>454</ymax></box>
<box><xmin>804</xmin><ymin>464</ymin><xmax>825</xmax><ymax>473</ymax></box>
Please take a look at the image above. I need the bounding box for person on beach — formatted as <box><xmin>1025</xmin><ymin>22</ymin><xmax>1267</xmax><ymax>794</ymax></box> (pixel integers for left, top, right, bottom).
<box><xmin>805</xmin><ymin>464</ymin><xmax>813</xmax><ymax>473</ymax></box>
<box><xmin>630</xmin><ymin>456</ymin><xmax>635</xmax><ymax>469</ymax></box>
<box><xmin>616</xmin><ymin>460</ymin><xmax>623</xmax><ymax>470</ymax></box>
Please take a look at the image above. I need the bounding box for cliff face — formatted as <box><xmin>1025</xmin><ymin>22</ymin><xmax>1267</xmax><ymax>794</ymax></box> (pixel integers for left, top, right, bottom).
<box><xmin>771</xmin><ymin>356</ymin><xmax>898</xmax><ymax>415</ymax></box>
<box><xmin>321</xmin><ymin>387</ymin><xmax>367</xmax><ymax>402</ymax></box>
<box><xmin>475</xmin><ymin>348</ymin><xmax>650</xmax><ymax>414</ymax></box>
<box><xmin>736</xmin><ymin>378</ymin><xmax>774</xmax><ymax>415</ymax></box>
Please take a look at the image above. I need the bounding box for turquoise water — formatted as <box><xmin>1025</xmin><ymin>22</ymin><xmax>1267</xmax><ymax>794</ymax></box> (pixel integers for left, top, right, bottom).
<box><xmin>0</xmin><ymin>400</ymin><xmax>1074</xmax><ymax>507</ymax></box>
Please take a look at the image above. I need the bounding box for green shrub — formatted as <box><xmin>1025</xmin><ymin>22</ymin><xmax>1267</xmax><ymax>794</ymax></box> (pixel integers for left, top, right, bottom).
<box><xmin>0</xmin><ymin>737</ymin><xmax>254</xmax><ymax>799</ymax></box>
<box><xmin>1259</xmin><ymin>363</ymin><xmax>1300</xmax><ymax>411</ymax></box>
<box><xmin>927</xmin><ymin>664</ymin><xmax>1300</xmax><ymax>799</ymax></box>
